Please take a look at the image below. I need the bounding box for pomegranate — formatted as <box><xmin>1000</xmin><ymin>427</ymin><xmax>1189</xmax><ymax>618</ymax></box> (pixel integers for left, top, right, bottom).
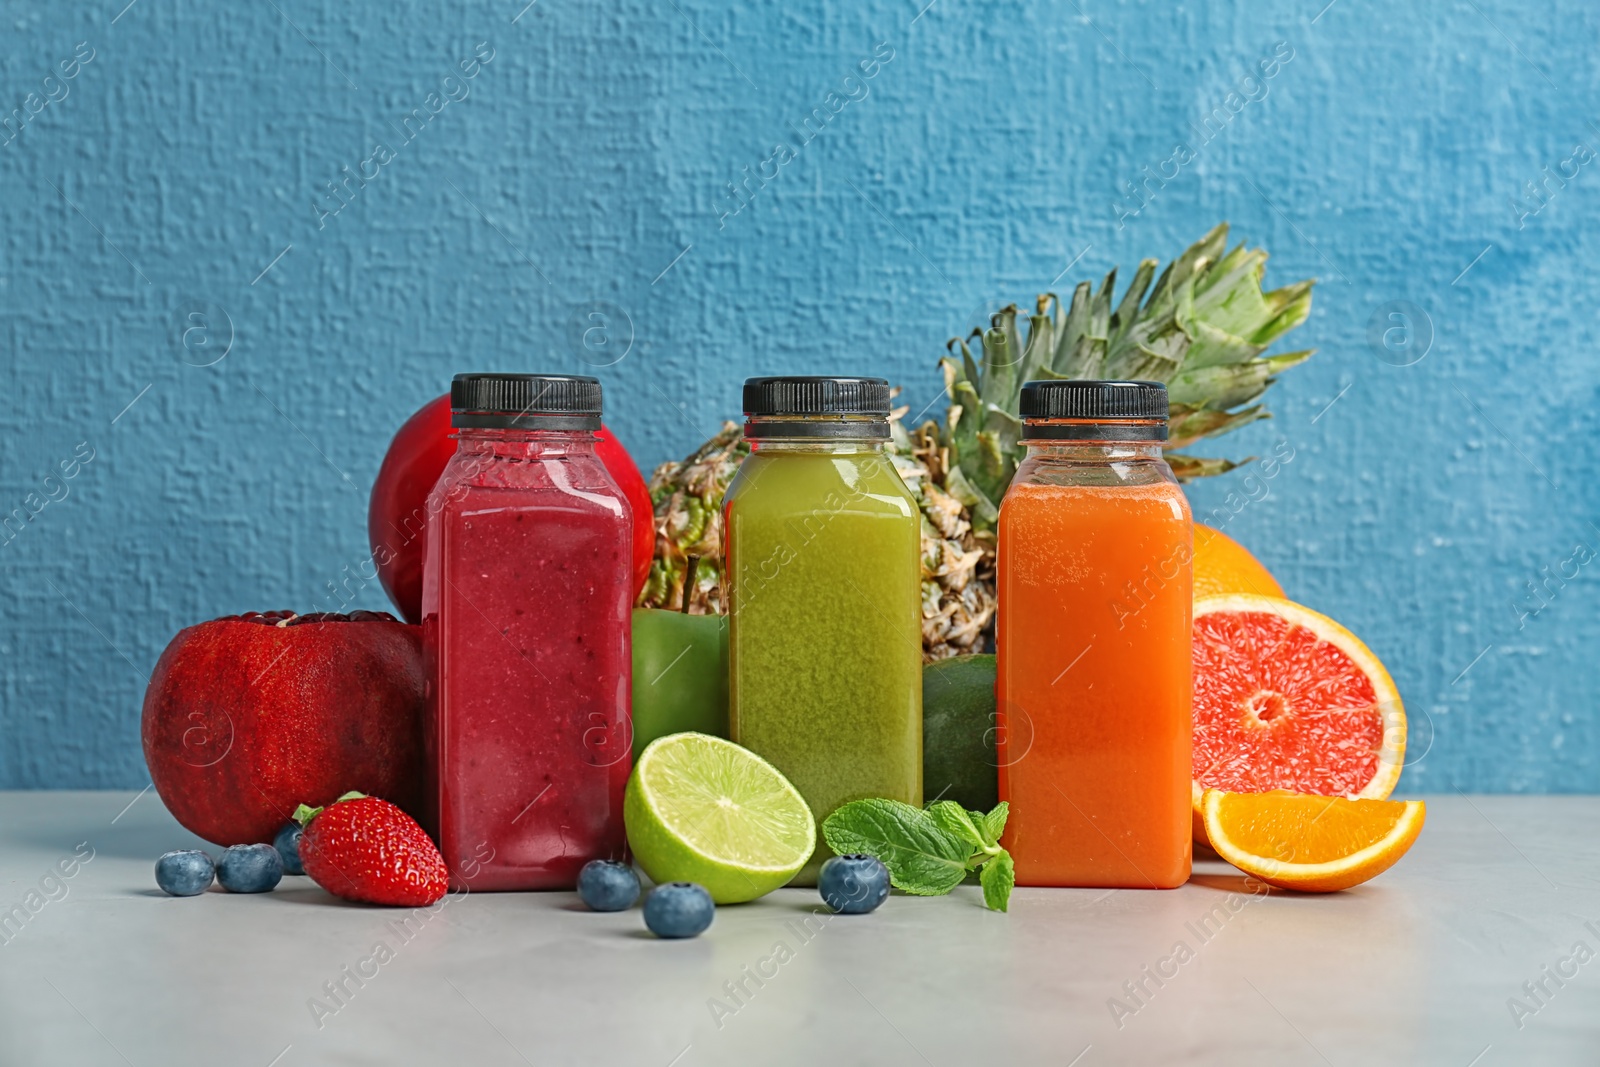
<box><xmin>141</xmin><ymin>610</ymin><xmax>425</xmax><ymax>847</ymax></box>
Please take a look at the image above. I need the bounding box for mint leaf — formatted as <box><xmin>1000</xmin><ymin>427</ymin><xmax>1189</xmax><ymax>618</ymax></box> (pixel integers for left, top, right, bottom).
<box><xmin>823</xmin><ymin>799</ymin><xmax>971</xmax><ymax>896</ymax></box>
<box><xmin>978</xmin><ymin>802</ymin><xmax>1009</xmax><ymax>848</ymax></box>
<box><xmin>979</xmin><ymin>850</ymin><xmax>1014</xmax><ymax>912</ymax></box>
<box><xmin>926</xmin><ymin>801</ymin><xmax>986</xmax><ymax>855</ymax></box>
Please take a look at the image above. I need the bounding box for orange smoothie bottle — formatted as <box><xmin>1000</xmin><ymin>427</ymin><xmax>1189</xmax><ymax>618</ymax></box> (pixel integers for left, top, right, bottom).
<box><xmin>996</xmin><ymin>381</ymin><xmax>1192</xmax><ymax>888</ymax></box>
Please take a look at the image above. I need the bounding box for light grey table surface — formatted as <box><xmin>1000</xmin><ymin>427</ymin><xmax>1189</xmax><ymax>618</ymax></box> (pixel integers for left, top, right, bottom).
<box><xmin>0</xmin><ymin>792</ymin><xmax>1595</xmax><ymax>1067</ymax></box>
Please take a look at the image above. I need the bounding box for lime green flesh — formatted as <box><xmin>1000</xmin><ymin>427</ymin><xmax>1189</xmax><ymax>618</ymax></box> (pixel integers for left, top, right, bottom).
<box><xmin>624</xmin><ymin>732</ymin><xmax>815</xmax><ymax>904</ymax></box>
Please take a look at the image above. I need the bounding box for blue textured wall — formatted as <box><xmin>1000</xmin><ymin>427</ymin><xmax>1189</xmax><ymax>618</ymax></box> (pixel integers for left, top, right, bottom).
<box><xmin>1</xmin><ymin>1</ymin><xmax>1595</xmax><ymax>791</ymax></box>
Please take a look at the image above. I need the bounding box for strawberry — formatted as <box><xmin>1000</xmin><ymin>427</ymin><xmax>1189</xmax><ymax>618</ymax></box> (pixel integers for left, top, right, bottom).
<box><xmin>294</xmin><ymin>792</ymin><xmax>448</xmax><ymax>907</ymax></box>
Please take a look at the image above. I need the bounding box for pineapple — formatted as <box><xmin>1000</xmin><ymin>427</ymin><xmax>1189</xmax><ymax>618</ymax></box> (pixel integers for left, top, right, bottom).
<box><xmin>639</xmin><ymin>223</ymin><xmax>1315</xmax><ymax>661</ymax></box>
<box><xmin>636</xmin><ymin>422</ymin><xmax>747</xmax><ymax>614</ymax></box>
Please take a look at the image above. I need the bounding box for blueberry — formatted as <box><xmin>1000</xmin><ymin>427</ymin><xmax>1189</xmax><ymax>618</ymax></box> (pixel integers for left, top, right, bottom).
<box><xmin>155</xmin><ymin>850</ymin><xmax>215</xmax><ymax>896</ymax></box>
<box><xmin>643</xmin><ymin>882</ymin><xmax>714</xmax><ymax>938</ymax></box>
<box><xmin>216</xmin><ymin>843</ymin><xmax>284</xmax><ymax>893</ymax></box>
<box><xmin>819</xmin><ymin>854</ymin><xmax>890</xmax><ymax>914</ymax></box>
<box><xmin>578</xmin><ymin>859</ymin><xmax>640</xmax><ymax>912</ymax></box>
<box><xmin>273</xmin><ymin>822</ymin><xmax>305</xmax><ymax>876</ymax></box>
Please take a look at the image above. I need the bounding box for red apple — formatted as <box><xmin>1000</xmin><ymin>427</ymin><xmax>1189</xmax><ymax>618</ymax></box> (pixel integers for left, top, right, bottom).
<box><xmin>366</xmin><ymin>396</ymin><xmax>456</xmax><ymax>627</ymax></box>
<box><xmin>596</xmin><ymin>425</ymin><xmax>658</xmax><ymax>602</ymax></box>
<box><xmin>141</xmin><ymin>610</ymin><xmax>425</xmax><ymax>846</ymax></box>
<box><xmin>367</xmin><ymin>394</ymin><xmax>656</xmax><ymax>625</ymax></box>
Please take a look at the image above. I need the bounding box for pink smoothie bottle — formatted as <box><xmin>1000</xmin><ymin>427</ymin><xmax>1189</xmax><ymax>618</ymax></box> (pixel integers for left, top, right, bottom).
<box><xmin>421</xmin><ymin>373</ymin><xmax>632</xmax><ymax>890</ymax></box>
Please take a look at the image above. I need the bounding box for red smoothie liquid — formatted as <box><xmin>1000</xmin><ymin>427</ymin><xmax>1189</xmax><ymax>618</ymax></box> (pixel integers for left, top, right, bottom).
<box><xmin>421</xmin><ymin>428</ymin><xmax>632</xmax><ymax>890</ymax></box>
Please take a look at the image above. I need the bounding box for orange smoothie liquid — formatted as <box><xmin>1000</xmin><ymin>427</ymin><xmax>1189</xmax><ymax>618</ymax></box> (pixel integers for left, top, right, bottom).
<box><xmin>996</xmin><ymin>480</ymin><xmax>1192</xmax><ymax>888</ymax></box>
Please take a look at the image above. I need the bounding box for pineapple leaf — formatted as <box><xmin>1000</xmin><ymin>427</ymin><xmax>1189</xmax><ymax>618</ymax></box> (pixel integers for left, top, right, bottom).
<box><xmin>1165</xmin><ymin>452</ymin><xmax>1247</xmax><ymax>481</ymax></box>
<box><xmin>1028</xmin><ymin>364</ymin><xmax>1074</xmax><ymax>381</ymax></box>
<box><xmin>1054</xmin><ymin>277</ymin><xmax>1111</xmax><ymax>377</ymax></box>
<box><xmin>1168</xmin><ymin>347</ymin><xmax>1315</xmax><ymax>409</ymax></box>
<box><xmin>979</xmin><ymin>402</ymin><xmax>1024</xmax><ymax>474</ymax></box>
<box><xmin>1190</xmin><ymin>245</ymin><xmax>1313</xmax><ymax>349</ymax></box>
<box><xmin>1018</xmin><ymin>302</ymin><xmax>1055</xmax><ymax>386</ymax></box>
<box><xmin>1265</xmin><ymin>347</ymin><xmax>1316</xmax><ymax>370</ymax></box>
<box><xmin>949</xmin><ymin>392</ymin><xmax>979</xmax><ymax>449</ymax></box>
<box><xmin>1107</xmin><ymin>336</ymin><xmax>1184</xmax><ymax>384</ymax></box>
<box><xmin>889</xmin><ymin>413</ymin><xmax>915</xmax><ymax>452</ymax></box>
<box><xmin>1091</xmin><ymin>268</ymin><xmax>1116</xmax><ymax>335</ymax></box>
<box><xmin>978</xmin><ymin>320</ymin><xmax>1021</xmax><ymax>413</ymax></box>
<box><xmin>943</xmin><ymin>465</ymin><xmax>1000</xmax><ymax>527</ymax></box>
<box><xmin>1178</xmin><ymin>318</ymin><xmax>1268</xmax><ymax>371</ymax></box>
<box><xmin>944</xmin><ymin>354</ymin><xmax>983</xmax><ymax>461</ymax></box>
<box><xmin>1113</xmin><ymin>266</ymin><xmax>1194</xmax><ymax>377</ymax></box>
<box><xmin>959</xmin><ymin>337</ymin><xmax>982</xmax><ymax>391</ymax></box>
<box><xmin>972</xmin><ymin>427</ymin><xmax>1013</xmax><ymax>497</ymax></box>
<box><xmin>1052</xmin><ymin>281</ymin><xmax>1091</xmax><ymax>373</ymax></box>
<box><xmin>1145</xmin><ymin>222</ymin><xmax>1226</xmax><ymax>318</ymax></box>
<box><xmin>942</xmin><ymin>342</ymin><xmax>973</xmax><ymax>392</ymax></box>
<box><xmin>1167</xmin><ymin>403</ymin><xmax>1270</xmax><ymax>448</ymax></box>
<box><xmin>1255</xmin><ymin>281</ymin><xmax>1315</xmax><ymax>343</ymax></box>
<box><xmin>1107</xmin><ymin>271</ymin><xmax>1196</xmax><ymax>379</ymax></box>
<box><xmin>1167</xmin><ymin>360</ymin><xmax>1274</xmax><ymax>409</ymax></box>
<box><xmin>1107</xmin><ymin>258</ymin><xmax>1158</xmax><ymax>351</ymax></box>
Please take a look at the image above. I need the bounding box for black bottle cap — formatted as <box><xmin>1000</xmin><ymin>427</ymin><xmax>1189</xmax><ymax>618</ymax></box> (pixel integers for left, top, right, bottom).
<box><xmin>742</xmin><ymin>376</ymin><xmax>891</xmax><ymax>439</ymax></box>
<box><xmin>451</xmin><ymin>374</ymin><xmax>602</xmax><ymax>431</ymax></box>
<box><xmin>1019</xmin><ymin>380</ymin><xmax>1168</xmax><ymax>441</ymax></box>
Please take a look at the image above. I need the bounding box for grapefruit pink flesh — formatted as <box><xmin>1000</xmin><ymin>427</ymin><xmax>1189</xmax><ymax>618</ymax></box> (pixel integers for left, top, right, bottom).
<box><xmin>1192</xmin><ymin>595</ymin><xmax>1404</xmax><ymax>803</ymax></box>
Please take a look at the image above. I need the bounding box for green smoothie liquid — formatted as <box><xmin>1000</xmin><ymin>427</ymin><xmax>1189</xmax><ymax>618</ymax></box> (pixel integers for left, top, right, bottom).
<box><xmin>725</xmin><ymin>445</ymin><xmax>923</xmax><ymax>884</ymax></box>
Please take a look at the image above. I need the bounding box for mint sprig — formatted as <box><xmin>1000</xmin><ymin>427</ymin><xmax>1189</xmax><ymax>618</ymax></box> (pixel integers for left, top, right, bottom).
<box><xmin>823</xmin><ymin>798</ymin><xmax>1014</xmax><ymax>911</ymax></box>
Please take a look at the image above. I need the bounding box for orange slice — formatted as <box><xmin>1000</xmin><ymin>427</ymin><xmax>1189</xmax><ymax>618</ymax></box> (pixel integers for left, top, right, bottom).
<box><xmin>1191</xmin><ymin>594</ymin><xmax>1406</xmax><ymax>846</ymax></box>
<box><xmin>1192</xmin><ymin>525</ymin><xmax>1285</xmax><ymax>599</ymax></box>
<box><xmin>1202</xmin><ymin>789</ymin><xmax>1425</xmax><ymax>892</ymax></box>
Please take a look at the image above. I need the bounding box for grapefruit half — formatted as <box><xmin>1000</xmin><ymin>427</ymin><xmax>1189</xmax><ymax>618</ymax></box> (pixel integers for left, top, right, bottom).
<box><xmin>1191</xmin><ymin>594</ymin><xmax>1405</xmax><ymax>845</ymax></box>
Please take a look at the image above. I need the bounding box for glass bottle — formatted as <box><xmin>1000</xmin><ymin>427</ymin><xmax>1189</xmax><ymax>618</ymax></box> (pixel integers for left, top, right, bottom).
<box><xmin>421</xmin><ymin>373</ymin><xmax>632</xmax><ymax>890</ymax></box>
<box><xmin>996</xmin><ymin>380</ymin><xmax>1192</xmax><ymax>888</ymax></box>
<box><xmin>724</xmin><ymin>377</ymin><xmax>922</xmax><ymax>883</ymax></box>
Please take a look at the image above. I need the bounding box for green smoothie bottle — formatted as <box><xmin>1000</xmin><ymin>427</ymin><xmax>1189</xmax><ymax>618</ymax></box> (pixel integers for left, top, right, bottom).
<box><xmin>725</xmin><ymin>376</ymin><xmax>922</xmax><ymax>884</ymax></box>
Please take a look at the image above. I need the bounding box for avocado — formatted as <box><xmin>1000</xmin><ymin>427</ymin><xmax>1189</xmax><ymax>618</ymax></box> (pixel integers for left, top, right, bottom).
<box><xmin>922</xmin><ymin>654</ymin><xmax>998</xmax><ymax>812</ymax></box>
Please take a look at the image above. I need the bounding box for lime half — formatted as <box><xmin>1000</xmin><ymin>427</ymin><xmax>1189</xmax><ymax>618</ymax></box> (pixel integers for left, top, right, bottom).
<box><xmin>624</xmin><ymin>732</ymin><xmax>815</xmax><ymax>903</ymax></box>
